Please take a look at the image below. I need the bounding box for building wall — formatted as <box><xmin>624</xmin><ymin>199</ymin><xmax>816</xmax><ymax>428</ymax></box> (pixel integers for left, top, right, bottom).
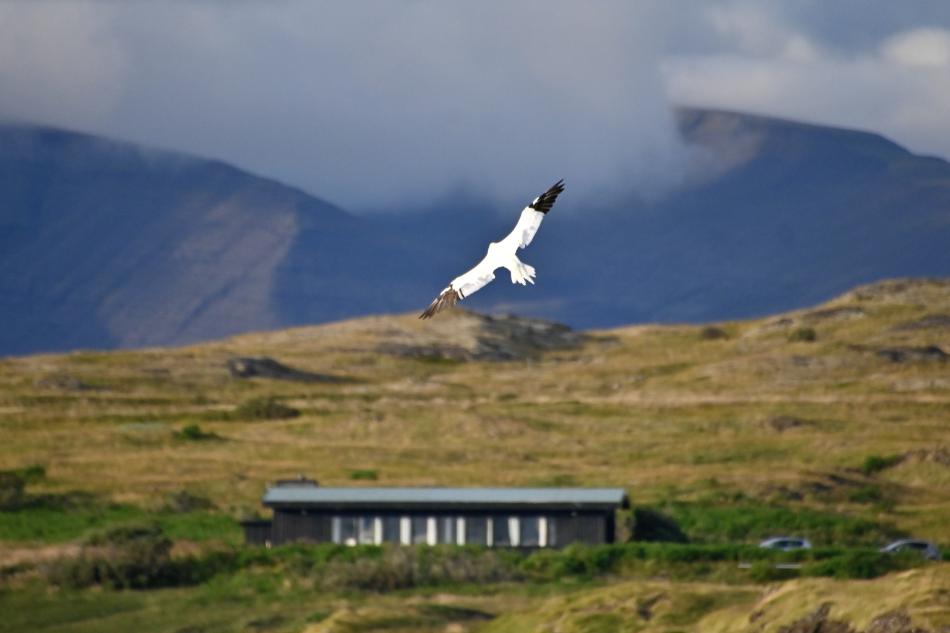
<box><xmin>267</xmin><ymin>508</ymin><xmax>615</xmax><ymax>547</ymax></box>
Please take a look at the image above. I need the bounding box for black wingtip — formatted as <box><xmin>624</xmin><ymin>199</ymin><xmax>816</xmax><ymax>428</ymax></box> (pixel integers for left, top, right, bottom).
<box><xmin>419</xmin><ymin>287</ymin><xmax>461</xmax><ymax>319</ymax></box>
<box><xmin>529</xmin><ymin>179</ymin><xmax>566</xmax><ymax>214</ymax></box>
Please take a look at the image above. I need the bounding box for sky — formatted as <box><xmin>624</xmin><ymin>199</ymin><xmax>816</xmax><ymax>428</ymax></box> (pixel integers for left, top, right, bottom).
<box><xmin>1</xmin><ymin>1</ymin><xmax>949</xmax><ymax>212</ymax></box>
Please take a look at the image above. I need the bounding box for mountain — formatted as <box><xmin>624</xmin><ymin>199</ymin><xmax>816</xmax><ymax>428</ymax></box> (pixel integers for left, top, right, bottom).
<box><xmin>0</xmin><ymin>123</ymin><xmax>366</xmax><ymax>355</ymax></box>
<box><xmin>429</xmin><ymin>108</ymin><xmax>950</xmax><ymax>326</ymax></box>
<box><xmin>2</xmin><ymin>109</ymin><xmax>950</xmax><ymax>355</ymax></box>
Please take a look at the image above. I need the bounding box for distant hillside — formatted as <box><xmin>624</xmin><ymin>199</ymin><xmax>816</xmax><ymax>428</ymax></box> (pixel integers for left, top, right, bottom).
<box><xmin>0</xmin><ymin>123</ymin><xmax>361</xmax><ymax>354</ymax></box>
<box><xmin>3</xmin><ymin>109</ymin><xmax>950</xmax><ymax>355</ymax></box>
<box><xmin>431</xmin><ymin>108</ymin><xmax>950</xmax><ymax>326</ymax></box>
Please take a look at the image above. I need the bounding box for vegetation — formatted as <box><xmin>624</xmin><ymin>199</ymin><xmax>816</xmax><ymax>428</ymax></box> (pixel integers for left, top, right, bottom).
<box><xmin>231</xmin><ymin>396</ymin><xmax>300</xmax><ymax>420</ymax></box>
<box><xmin>174</xmin><ymin>423</ymin><xmax>220</xmax><ymax>441</ymax></box>
<box><xmin>788</xmin><ymin>326</ymin><xmax>817</xmax><ymax>342</ymax></box>
<box><xmin>0</xmin><ymin>279</ymin><xmax>948</xmax><ymax>631</ymax></box>
<box><xmin>861</xmin><ymin>453</ymin><xmax>904</xmax><ymax>476</ymax></box>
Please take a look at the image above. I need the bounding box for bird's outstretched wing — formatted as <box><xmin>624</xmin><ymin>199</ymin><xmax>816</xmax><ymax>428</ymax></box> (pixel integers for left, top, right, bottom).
<box><xmin>419</xmin><ymin>179</ymin><xmax>564</xmax><ymax>320</ymax></box>
<box><xmin>419</xmin><ymin>258</ymin><xmax>496</xmax><ymax>319</ymax></box>
<box><xmin>499</xmin><ymin>179</ymin><xmax>565</xmax><ymax>251</ymax></box>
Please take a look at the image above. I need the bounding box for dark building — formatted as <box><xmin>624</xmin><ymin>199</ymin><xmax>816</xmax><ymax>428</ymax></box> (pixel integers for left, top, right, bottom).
<box><xmin>242</xmin><ymin>481</ymin><xmax>629</xmax><ymax>548</ymax></box>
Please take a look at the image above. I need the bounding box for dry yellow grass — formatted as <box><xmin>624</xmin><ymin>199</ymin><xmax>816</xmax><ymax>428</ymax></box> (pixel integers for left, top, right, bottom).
<box><xmin>0</xmin><ymin>278</ymin><xmax>948</xmax><ymax>537</ymax></box>
<box><xmin>482</xmin><ymin>566</ymin><xmax>950</xmax><ymax>632</ymax></box>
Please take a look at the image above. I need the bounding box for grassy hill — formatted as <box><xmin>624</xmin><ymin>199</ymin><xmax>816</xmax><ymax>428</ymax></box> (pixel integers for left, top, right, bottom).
<box><xmin>0</xmin><ymin>277</ymin><xmax>948</xmax><ymax>631</ymax></box>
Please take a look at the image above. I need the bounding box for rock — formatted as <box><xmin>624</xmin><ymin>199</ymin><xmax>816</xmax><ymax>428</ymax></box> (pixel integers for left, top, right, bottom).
<box><xmin>226</xmin><ymin>357</ymin><xmax>344</xmax><ymax>382</ymax></box>
<box><xmin>891</xmin><ymin>314</ymin><xmax>950</xmax><ymax>331</ymax></box>
<box><xmin>377</xmin><ymin>312</ymin><xmax>585</xmax><ymax>362</ymax></box>
<box><xmin>875</xmin><ymin>346</ymin><xmax>948</xmax><ymax>363</ymax></box>
<box><xmin>866</xmin><ymin>609</ymin><xmax>930</xmax><ymax>633</ymax></box>
<box><xmin>778</xmin><ymin>603</ymin><xmax>856</xmax><ymax>633</ymax></box>
<box><xmin>801</xmin><ymin>306</ymin><xmax>866</xmax><ymax>323</ymax></box>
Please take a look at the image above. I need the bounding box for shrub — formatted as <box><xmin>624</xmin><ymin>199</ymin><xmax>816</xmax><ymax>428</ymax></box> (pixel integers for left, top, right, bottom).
<box><xmin>0</xmin><ymin>464</ymin><xmax>45</xmax><ymax>510</ymax></box>
<box><xmin>320</xmin><ymin>545</ymin><xmax>517</xmax><ymax>591</ymax></box>
<box><xmin>175</xmin><ymin>424</ymin><xmax>220</xmax><ymax>441</ymax></box>
<box><xmin>698</xmin><ymin>326</ymin><xmax>730</xmax><ymax>341</ymax></box>
<box><xmin>788</xmin><ymin>327</ymin><xmax>817</xmax><ymax>342</ymax></box>
<box><xmin>848</xmin><ymin>485</ymin><xmax>885</xmax><ymax>504</ymax></box>
<box><xmin>860</xmin><ymin>454</ymin><xmax>903</xmax><ymax>476</ymax></box>
<box><xmin>48</xmin><ymin>523</ymin><xmax>174</xmax><ymax>589</ymax></box>
<box><xmin>45</xmin><ymin>523</ymin><xmax>235</xmax><ymax>589</ymax></box>
<box><xmin>804</xmin><ymin>550</ymin><xmax>911</xmax><ymax>580</ymax></box>
<box><xmin>163</xmin><ymin>490</ymin><xmax>215</xmax><ymax>513</ymax></box>
<box><xmin>349</xmin><ymin>469</ymin><xmax>379</xmax><ymax>481</ymax></box>
<box><xmin>631</xmin><ymin>507</ymin><xmax>689</xmax><ymax>543</ymax></box>
<box><xmin>233</xmin><ymin>397</ymin><xmax>300</xmax><ymax>421</ymax></box>
<box><xmin>661</xmin><ymin>500</ymin><xmax>901</xmax><ymax>546</ymax></box>
<box><xmin>0</xmin><ymin>472</ymin><xmax>26</xmax><ymax>510</ymax></box>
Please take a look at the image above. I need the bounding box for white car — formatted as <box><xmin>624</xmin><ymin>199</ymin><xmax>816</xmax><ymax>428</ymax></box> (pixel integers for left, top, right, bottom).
<box><xmin>880</xmin><ymin>539</ymin><xmax>941</xmax><ymax>560</ymax></box>
<box><xmin>758</xmin><ymin>536</ymin><xmax>812</xmax><ymax>551</ymax></box>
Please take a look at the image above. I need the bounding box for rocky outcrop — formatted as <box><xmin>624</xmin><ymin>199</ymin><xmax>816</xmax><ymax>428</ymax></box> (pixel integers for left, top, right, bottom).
<box><xmin>226</xmin><ymin>357</ymin><xmax>345</xmax><ymax>382</ymax></box>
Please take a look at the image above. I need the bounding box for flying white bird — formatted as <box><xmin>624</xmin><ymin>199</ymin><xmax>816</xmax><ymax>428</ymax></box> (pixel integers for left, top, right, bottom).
<box><xmin>420</xmin><ymin>180</ymin><xmax>565</xmax><ymax>319</ymax></box>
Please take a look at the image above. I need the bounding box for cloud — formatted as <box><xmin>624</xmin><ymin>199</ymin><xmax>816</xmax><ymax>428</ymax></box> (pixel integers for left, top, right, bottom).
<box><xmin>0</xmin><ymin>3</ymin><xmax>125</xmax><ymax>125</ymax></box>
<box><xmin>882</xmin><ymin>28</ymin><xmax>950</xmax><ymax>67</ymax></box>
<box><xmin>663</xmin><ymin>12</ymin><xmax>950</xmax><ymax>162</ymax></box>
<box><xmin>2</xmin><ymin>1</ymin><xmax>950</xmax><ymax>212</ymax></box>
<box><xmin>0</xmin><ymin>1</ymin><xmax>687</xmax><ymax>212</ymax></box>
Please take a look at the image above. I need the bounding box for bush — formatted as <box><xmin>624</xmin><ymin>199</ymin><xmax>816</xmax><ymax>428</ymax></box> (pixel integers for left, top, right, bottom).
<box><xmin>45</xmin><ymin>523</ymin><xmax>235</xmax><ymax>589</ymax></box>
<box><xmin>788</xmin><ymin>327</ymin><xmax>817</xmax><ymax>342</ymax></box>
<box><xmin>163</xmin><ymin>490</ymin><xmax>215</xmax><ymax>513</ymax></box>
<box><xmin>232</xmin><ymin>397</ymin><xmax>299</xmax><ymax>421</ymax></box>
<box><xmin>860</xmin><ymin>454</ymin><xmax>903</xmax><ymax>476</ymax></box>
<box><xmin>48</xmin><ymin>523</ymin><xmax>174</xmax><ymax>589</ymax></box>
<box><xmin>320</xmin><ymin>546</ymin><xmax>517</xmax><ymax>591</ymax></box>
<box><xmin>698</xmin><ymin>326</ymin><xmax>730</xmax><ymax>341</ymax></box>
<box><xmin>0</xmin><ymin>464</ymin><xmax>45</xmax><ymax>510</ymax></box>
<box><xmin>661</xmin><ymin>500</ymin><xmax>901</xmax><ymax>546</ymax></box>
<box><xmin>804</xmin><ymin>550</ymin><xmax>911</xmax><ymax>580</ymax></box>
<box><xmin>349</xmin><ymin>469</ymin><xmax>379</xmax><ymax>481</ymax></box>
<box><xmin>175</xmin><ymin>424</ymin><xmax>220</xmax><ymax>441</ymax></box>
<box><xmin>0</xmin><ymin>472</ymin><xmax>26</xmax><ymax>510</ymax></box>
<box><xmin>631</xmin><ymin>507</ymin><xmax>689</xmax><ymax>543</ymax></box>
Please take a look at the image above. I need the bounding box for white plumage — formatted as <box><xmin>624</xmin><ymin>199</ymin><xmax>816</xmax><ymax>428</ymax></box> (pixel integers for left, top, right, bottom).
<box><xmin>420</xmin><ymin>180</ymin><xmax>564</xmax><ymax>319</ymax></box>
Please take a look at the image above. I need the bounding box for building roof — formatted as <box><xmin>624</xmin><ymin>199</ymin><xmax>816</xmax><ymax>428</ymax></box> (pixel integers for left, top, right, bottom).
<box><xmin>262</xmin><ymin>486</ymin><xmax>628</xmax><ymax>511</ymax></box>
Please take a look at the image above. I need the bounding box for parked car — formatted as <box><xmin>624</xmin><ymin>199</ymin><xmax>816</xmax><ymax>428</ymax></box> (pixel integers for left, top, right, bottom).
<box><xmin>758</xmin><ymin>536</ymin><xmax>812</xmax><ymax>551</ymax></box>
<box><xmin>880</xmin><ymin>539</ymin><xmax>941</xmax><ymax>560</ymax></box>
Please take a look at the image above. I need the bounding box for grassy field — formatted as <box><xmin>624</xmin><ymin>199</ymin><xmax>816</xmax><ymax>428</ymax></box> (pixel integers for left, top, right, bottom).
<box><xmin>0</xmin><ymin>277</ymin><xmax>948</xmax><ymax>631</ymax></box>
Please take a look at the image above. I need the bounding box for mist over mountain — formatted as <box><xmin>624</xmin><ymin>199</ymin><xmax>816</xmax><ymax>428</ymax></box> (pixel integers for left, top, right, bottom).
<box><xmin>2</xmin><ymin>108</ymin><xmax>950</xmax><ymax>355</ymax></box>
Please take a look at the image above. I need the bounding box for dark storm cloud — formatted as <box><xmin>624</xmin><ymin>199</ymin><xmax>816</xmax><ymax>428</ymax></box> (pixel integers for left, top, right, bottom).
<box><xmin>1</xmin><ymin>1</ymin><xmax>949</xmax><ymax>211</ymax></box>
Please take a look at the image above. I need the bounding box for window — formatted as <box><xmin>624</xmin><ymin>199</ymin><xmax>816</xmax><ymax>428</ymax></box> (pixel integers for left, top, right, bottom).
<box><xmin>520</xmin><ymin>516</ymin><xmax>540</xmax><ymax>547</ymax></box>
<box><xmin>439</xmin><ymin>517</ymin><xmax>456</xmax><ymax>544</ymax></box>
<box><xmin>465</xmin><ymin>516</ymin><xmax>488</xmax><ymax>545</ymax></box>
<box><xmin>381</xmin><ymin>516</ymin><xmax>400</xmax><ymax>543</ymax></box>
<box><xmin>358</xmin><ymin>516</ymin><xmax>376</xmax><ymax>545</ymax></box>
<box><xmin>411</xmin><ymin>516</ymin><xmax>429</xmax><ymax>544</ymax></box>
<box><xmin>492</xmin><ymin>515</ymin><xmax>511</xmax><ymax>547</ymax></box>
<box><xmin>333</xmin><ymin>516</ymin><xmax>358</xmax><ymax>546</ymax></box>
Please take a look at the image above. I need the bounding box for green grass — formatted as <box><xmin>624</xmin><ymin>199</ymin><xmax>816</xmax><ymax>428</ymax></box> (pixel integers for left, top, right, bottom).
<box><xmin>660</xmin><ymin>499</ymin><xmax>901</xmax><ymax>545</ymax></box>
<box><xmin>0</xmin><ymin>504</ymin><xmax>241</xmax><ymax>544</ymax></box>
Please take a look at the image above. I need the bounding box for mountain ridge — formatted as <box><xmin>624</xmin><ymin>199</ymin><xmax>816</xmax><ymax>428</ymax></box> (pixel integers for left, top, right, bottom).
<box><xmin>2</xmin><ymin>108</ymin><xmax>950</xmax><ymax>355</ymax></box>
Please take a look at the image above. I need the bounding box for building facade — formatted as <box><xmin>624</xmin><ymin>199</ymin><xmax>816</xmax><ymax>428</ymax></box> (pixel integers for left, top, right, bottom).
<box><xmin>242</xmin><ymin>482</ymin><xmax>628</xmax><ymax>548</ymax></box>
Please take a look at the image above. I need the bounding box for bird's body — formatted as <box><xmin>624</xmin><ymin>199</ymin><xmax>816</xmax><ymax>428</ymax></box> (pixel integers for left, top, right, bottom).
<box><xmin>420</xmin><ymin>180</ymin><xmax>564</xmax><ymax>319</ymax></box>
